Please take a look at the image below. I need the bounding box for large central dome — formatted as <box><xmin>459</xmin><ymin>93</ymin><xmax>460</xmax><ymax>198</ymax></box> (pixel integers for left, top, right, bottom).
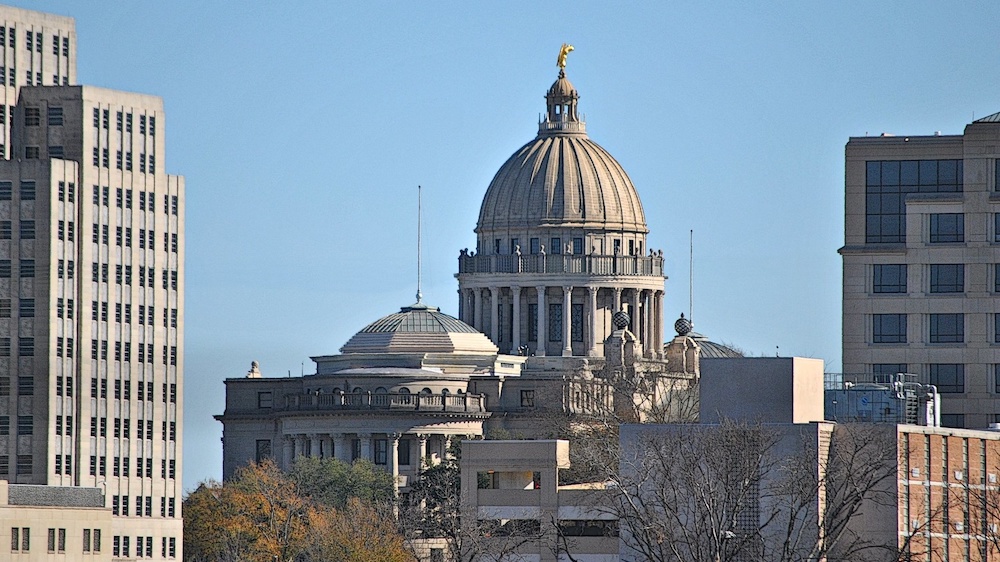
<box><xmin>476</xmin><ymin>71</ymin><xmax>647</xmax><ymax>239</ymax></box>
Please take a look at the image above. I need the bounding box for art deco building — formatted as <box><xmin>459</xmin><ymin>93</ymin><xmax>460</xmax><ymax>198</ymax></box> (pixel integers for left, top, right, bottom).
<box><xmin>842</xmin><ymin>115</ymin><xmax>1000</xmax><ymax>430</ymax></box>
<box><xmin>0</xmin><ymin>5</ymin><xmax>75</xmax><ymax>159</ymax></box>
<box><xmin>0</xmin><ymin>6</ymin><xmax>183</xmax><ymax>560</ymax></box>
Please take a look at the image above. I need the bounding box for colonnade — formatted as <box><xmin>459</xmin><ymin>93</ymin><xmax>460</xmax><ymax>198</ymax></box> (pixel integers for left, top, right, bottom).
<box><xmin>280</xmin><ymin>432</ymin><xmax>464</xmax><ymax>487</ymax></box>
<box><xmin>457</xmin><ymin>285</ymin><xmax>664</xmax><ymax>358</ymax></box>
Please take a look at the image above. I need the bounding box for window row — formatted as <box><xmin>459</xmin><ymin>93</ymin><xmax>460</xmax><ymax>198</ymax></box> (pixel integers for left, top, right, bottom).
<box><xmin>110</xmin><ymin>496</ymin><xmax>176</xmax><ymax>518</ymax></box>
<box><xmin>872</xmin><ymin>313</ymin><xmax>965</xmax><ymax>343</ymax></box>
<box><xmin>0</xmin><ymin>337</ymin><xmax>35</xmax><ymax>356</ymax></box>
<box><xmin>0</xmin><ymin>455</ymin><xmax>31</xmax><ymax>475</ymax></box>
<box><xmin>0</xmin><ymin>219</ymin><xmax>35</xmax><ymax>239</ymax></box>
<box><xmin>0</xmin><ymin>180</ymin><xmax>36</xmax><ymax>201</ymax></box>
<box><xmin>111</xmin><ymin>535</ymin><xmax>176</xmax><ymax>559</ymax></box>
<box><xmin>871</xmin><ymin>263</ymin><xmax>1000</xmax><ymax>294</ymax></box>
<box><xmin>0</xmin><ymin>415</ymin><xmax>33</xmax><ymax>435</ymax></box>
<box><xmin>89</xmin><ymin>379</ymin><xmax>177</xmax><ymax>404</ymax></box>
<box><xmin>87</xmin><ymin>341</ymin><xmax>177</xmax><ymax>365</ymax></box>
<box><xmin>0</xmin><ymin>298</ymin><xmax>35</xmax><ymax>318</ymax></box>
<box><xmin>95</xmin><ymin>108</ymin><xmax>154</xmax><ymax>136</ymax></box>
<box><xmin>110</xmin><ymin>458</ymin><xmax>175</xmax><ymax>479</ymax></box>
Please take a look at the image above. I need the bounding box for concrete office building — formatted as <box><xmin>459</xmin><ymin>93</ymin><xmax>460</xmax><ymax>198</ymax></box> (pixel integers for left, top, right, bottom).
<box><xmin>842</xmin><ymin>115</ymin><xmax>1000</xmax><ymax>429</ymax></box>
<box><xmin>0</xmin><ymin>6</ymin><xmax>183</xmax><ymax>561</ymax></box>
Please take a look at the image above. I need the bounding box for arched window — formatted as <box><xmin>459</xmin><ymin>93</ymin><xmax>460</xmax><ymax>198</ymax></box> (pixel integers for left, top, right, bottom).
<box><xmin>375</xmin><ymin>387</ymin><xmax>388</xmax><ymax>394</ymax></box>
<box><xmin>353</xmin><ymin>387</ymin><xmax>364</xmax><ymax>394</ymax></box>
<box><xmin>398</xmin><ymin>387</ymin><xmax>411</xmax><ymax>394</ymax></box>
<box><xmin>441</xmin><ymin>388</ymin><xmax>450</xmax><ymax>395</ymax></box>
<box><xmin>420</xmin><ymin>388</ymin><xmax>432</xmax><ymax>394</ymax></box>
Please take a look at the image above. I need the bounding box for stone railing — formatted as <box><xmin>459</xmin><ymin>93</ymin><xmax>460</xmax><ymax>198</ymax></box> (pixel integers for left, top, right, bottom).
<box><xmin>283</xmin><ymin>391</ymin><xmax>487</xmax><ymax>414</ymax></box>
<box><xmin>458</xmin><ymin>253</ymin><xmax>663</xmax><ymax>277</ymax></box>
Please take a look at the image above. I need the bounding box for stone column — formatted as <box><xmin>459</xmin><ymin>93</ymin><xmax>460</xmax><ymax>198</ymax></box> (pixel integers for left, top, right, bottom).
<box><xmin>490</xmin><ymin>287</ymin><xmax>500</xmax><ymax>344</ymax></box>
<box><xmin>511</xmin><ymin>286</ymin><xmax>521</xmax><ymax>352</ymax></box>
<box><xmin>535</xmin><ymin>286</ymin><xmax>547</xmax><ymax>357</ymax></box>
<box><xmin>655</xmin><ymin>290</ymin><xmax>665</xmax><ymax>358</ymax></box>
<box><xmin>630</xmin><ymin>290</ymin><xmax>640</xmax><ymax>334</ymax></box>
<box><xmin>389</xmin><ymin>433</ymin><xmax>401</xmax><ymax>488</ymax></box>
<box><xmin>293</xmin><ymin>435</ymin><xmax>305</xmax><ymax>459</ymax></box>
<box><xmin>359</xmin><ymin>434</ymin><xmax>372</xmax><ymax>462</ymax></box>
<box><xmin>309</xmin><ymin>434</ymin><xmax>322</xmax><ymax>457</ymax></box>
<box><xmin>457</xmin><ymin>289</ymin><xmax>465</xmax><ymax>324</ymax></box>
<box><xmin>418</xmin><ymin>434</ymin><xmax>429</xmax><ymax>469</ymax></box>
<box><xmin>613</xmin><ymin>287</ymin><xmax>623</xmax><ymax>313</ymax></box>
<box><xmin>588</xmin><ymin>287</ymin><xmax>599</xmax><ymax>356</ymax></box>
<box><xmin>562</xmin><ymin>286</ymin><xmax>573</xmax><ymax>357</ymax></box>
<box><xmin>282</xmin><ymin>438</ymin><xmax>294</xmax><ymax>470</ymax></box>
<box><xmin>643</xmin><ymin>290</ymin><xmax>652</xmax><ymax>357</ymax></box>
<box><xmin>473</xmin><ymin>288</ymin><xmax>483</xmax><ymax>332</ymax></box>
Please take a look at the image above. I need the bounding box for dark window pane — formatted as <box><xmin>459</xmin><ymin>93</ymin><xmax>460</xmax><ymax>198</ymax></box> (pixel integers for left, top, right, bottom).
<box><xmin>873</xmin><ymin>314</ymin><xmax>906</xmax><ymax>343</ymax></box>
<box><xmin>874</xmin><ymin>264</ymin><xmax>906</xmax><ymax>293</ymax></box>
<box><xmin>929</xmin><ymin>213</ymin><xmax>964</xmax><ymax>243</ymax></box>
<box><xmin>929</xmin><ymin>313</ymin><xmax>964</xmax><ymax>343</ymax></box>
<box><xmin>929</xmin><ymin>264</ymin><xmax>963</xmax><ymax>293</ymax></box>
<box><xmin>929</xmin><ymin>364</ymin><xmax>964</xmax><ymax>393</ymax></box>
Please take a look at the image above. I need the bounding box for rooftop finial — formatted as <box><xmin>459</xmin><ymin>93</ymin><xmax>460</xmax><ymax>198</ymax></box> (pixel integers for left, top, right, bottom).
<box><xmin>557</xmin><ymin>43</ymin><xmax>574</xmax><ymax>74</ymax></box>
<box><xmin>416</xmin><ymin>185</ymin><xmax>423</xmax><ymax>304</ymax></box>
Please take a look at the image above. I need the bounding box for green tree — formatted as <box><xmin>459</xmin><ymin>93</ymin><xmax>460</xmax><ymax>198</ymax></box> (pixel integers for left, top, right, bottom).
<box><xmin>289</xmin><ymin>456</ymin><xmax>395</xmax><ymax>509</ymax></box>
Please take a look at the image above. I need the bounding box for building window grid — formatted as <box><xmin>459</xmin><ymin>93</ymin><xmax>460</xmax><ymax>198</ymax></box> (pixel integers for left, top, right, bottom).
<box><xmin>865</xmin><ymin>159</ymin><xmax>963</xmax><ymax>244</ymax></box>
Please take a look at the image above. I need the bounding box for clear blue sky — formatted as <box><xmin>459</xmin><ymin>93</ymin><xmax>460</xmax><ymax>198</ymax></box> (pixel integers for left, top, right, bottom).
<box><xmin>15</xmin><ymin>1</ymin><xmax>1000</xmax><ymax>489</ymax></box>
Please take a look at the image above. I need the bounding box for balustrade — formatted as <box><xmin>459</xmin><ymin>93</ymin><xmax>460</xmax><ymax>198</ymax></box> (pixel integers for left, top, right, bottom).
<box><xmin>282</xmin><ymin>391</ymin><xmax>486</xmax><ymax>413</ymax></box>
<box><xmin>458</xmin><ymin>253</ymin><xmax>663</xmax><ymax>277</ymax></box>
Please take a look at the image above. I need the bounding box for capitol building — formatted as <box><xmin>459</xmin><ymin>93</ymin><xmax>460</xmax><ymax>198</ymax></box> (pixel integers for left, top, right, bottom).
<box><xmin>216</xmin><ymin>56</ymin><xmax>738</xmax><ymax>489</ymax></box>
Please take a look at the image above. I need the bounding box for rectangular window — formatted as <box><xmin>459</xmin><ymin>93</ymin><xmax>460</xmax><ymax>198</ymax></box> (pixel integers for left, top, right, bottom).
<box><xmin>257</xmin><ymin>391</ymin><xmax>272</xmax><ymax>408</ymax></box>
<box><xmin>18</xmin><ymin>298</ymin><xmax>33</xmax><ymax>318</ymax></box>
<box><xmin>47</xmin><ymin>107</ymin><xmax>63</xmax><ymax>126</ymax></box>
<box><xmin>929</xmin><ymin>264</ymin><xmax>963</xmax><ymax>293</ymax></box>
<box><xmin>17</xmin><ymin>376</ymin><xmax>32</xmax><ymax>395</ymax></box>
<box><xmin>23</xmin><ymin>107</ymin><xmax>39</xmax><ymax>126</ymax></box>
<box><xmin>19</xmin><ymin>259</ymin><xmax>34</xmax><ymax>278</ymax></box>
<box><xmin>19</xmin><ymin>181</ymin><xmax>34</xmax><ymax>200</ymax></box>
<box><xmin>929</xmin><ymin>313</ymin><xmax>964</xmax><ymax>343</ymax></box>
<box><xmin>0</xmin><ymin>221</ymin><xmax>10</xmax><ymax>239</ymax></box>
<box><xmin>16</xmin><ymin>455</ymin><xmax>30</xmax><ymax>475</ymax></box>
<box><xmin>530</xmin><ymin>237</ymin><xmax>540</xmax><ymax>255</ymax></box>
<box><xmin>0</xmin><ymin>260</ymin><xmax>10</xmax><ymax>278</ymax></box>
<box><xmin>571</xmin><ymin>303</ymin><xmax>583</xmax><ymax>342</ymax></box>
<box><xmin>374</xmin><ymin>439</ymin><xmax>388</xmax><ymax>465</ymax></box>
<box><xmin>929</xmin><ymin>213</ymin><xmax>964</xmax><ymax>243</ymax></box>
<box><xmin>550</xmin><ymin>237</ymin><xmax>562</xmax><ymax>254</ymax></box>
<box><xmin>17</xmin><ymin>416</ymin><xmax>31</xmax><ymax>435</ymax></box>
<box><xmin>520</xmin><ymin>389</ymin><xmax>535</xmax><ymax>408</ymax></box>
<box><xmin>930</xmin><ymin>364</ymin><xmax>965</xmax><ymax>393</ymax></box>
<box><xmin>23</xmin><ymin>146</ymin><xmax>39</xmax><ymax>159</ymax></box>
<box><xmin>548</xmin><ymin>303</ymin><xmax>563</xmax><ymax>342</ymax></box>
<box><xmin>0</xmin><ymin>181</ymin><xmax>10</xmax><ymax>200</ymax></box>
<box><xmin>18</xmin><ymin>221</ymin><xmax>33</xmax><ymax>240</ymax></box>
<box><xmin>994</xmin><ymin>364</ymin><xmax>1000</xmax><ymax>393</ymax></box>
<box><xmin>573</xmin><ymin>237</ymin><xmax>584</xmax><ymax>254</ymax></box>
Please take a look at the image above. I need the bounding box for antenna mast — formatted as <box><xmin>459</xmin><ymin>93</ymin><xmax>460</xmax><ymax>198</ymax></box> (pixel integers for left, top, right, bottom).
<box><xmin>416</xmin><ymin>185</ymin><xmax>423</xmax><ymax>304</ymax></box>
<box><xmin>689</xmin><ymin>229</ymin><xmax>693</xmax><ymax>321</ymax></box>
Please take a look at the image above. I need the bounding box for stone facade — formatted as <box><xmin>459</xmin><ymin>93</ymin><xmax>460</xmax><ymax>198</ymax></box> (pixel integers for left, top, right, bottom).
<box><xmin>0</xmin><ymin>480</ymin><xmax>112</xmax><ymax>561</ymax></box>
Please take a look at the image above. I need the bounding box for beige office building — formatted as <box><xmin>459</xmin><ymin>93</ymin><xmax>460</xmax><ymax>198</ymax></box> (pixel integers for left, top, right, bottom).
<box><xmin>0</xmin><ymin>6</ymin><xmax>183</xmax><ymax>561</ymax></box>
<box><xmin>842</xmin><ymin>115</ymin><xmax>1000</xmax><ymax>429</ymax></box>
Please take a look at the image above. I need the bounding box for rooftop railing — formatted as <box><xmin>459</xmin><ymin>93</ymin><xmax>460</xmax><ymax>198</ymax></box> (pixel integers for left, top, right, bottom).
<box><xmin>283</xmin><ymin>391</ymin><xmax>487</xmax><ymax>414</ymax></box>
<box><xmin>458</xmin><ymin>253</ymin><xmax>663</xmax><ymax>277</ymax></box>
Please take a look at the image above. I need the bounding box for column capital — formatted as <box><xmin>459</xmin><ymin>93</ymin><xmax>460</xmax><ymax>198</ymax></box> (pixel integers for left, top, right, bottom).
<box><xmin>389</xmin><ymin>432</ymin><xmax>402</xmax><ymax>441</ymax></box>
